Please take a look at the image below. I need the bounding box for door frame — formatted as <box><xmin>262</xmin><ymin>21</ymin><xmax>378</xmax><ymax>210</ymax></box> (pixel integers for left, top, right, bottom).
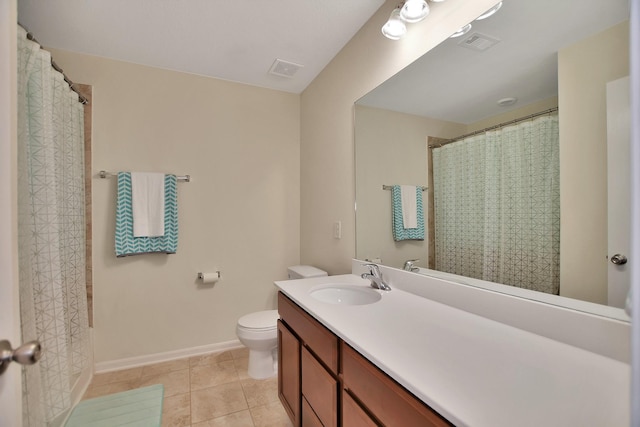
<box><xmin>0</xmin><ymin>0</ymin><xmax>23</xmax><ymax>425</ymax></box>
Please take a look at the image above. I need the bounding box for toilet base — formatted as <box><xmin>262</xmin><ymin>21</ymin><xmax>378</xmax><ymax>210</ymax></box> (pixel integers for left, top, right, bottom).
<box><xmin>248</xmin><ymin>348</ymin><xmax>277</xmax><ymax>379</ymax></box>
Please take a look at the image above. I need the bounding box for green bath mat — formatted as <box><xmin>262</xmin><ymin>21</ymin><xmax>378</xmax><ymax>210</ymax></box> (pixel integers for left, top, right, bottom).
<box><xmin>66</xmin><ymin>384</ymin><xmax>164</xmax><ymax>427</ymax></box>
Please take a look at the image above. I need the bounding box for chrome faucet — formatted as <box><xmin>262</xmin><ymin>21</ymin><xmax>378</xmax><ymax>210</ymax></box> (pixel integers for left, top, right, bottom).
<box><xmin>361</xmin><ymin>264</ymin><xmax>391</xmax><ymax>291</ymax></box>
<box><xmin>403</xmin><ymin>259</ymin><xmax>420</xmax><ymax>272</ymax></box>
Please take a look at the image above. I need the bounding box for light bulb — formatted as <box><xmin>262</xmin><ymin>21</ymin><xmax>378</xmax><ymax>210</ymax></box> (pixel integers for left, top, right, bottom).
<box><xmin>476</xmin><ymin>2</ymin><xmax>503</xmax><ymax>20</ymax></box>
<box><xmin>450</xmin><ymin>23</ymin><xmax>472</xmax><ymax>38</ymax></box>
<box><xmin>400</xmin><ymin>0</ymin><xmax>430</xmax><ymax>23</ymax></box>
<box><xmin>382</xmin><ymin>8</ymin><xmax>407</xmax><ymax>40</ymax></box>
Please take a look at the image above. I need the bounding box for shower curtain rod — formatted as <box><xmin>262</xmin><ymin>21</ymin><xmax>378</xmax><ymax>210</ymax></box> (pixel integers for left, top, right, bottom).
<box><xmin>430</xmin><ymin>107</ymin><xmax>558</xmax><ymax>149</ymax></box>
<box><xmin>22</xmin><ymin>27</ymin><xmax>89</xmax><ymax>105</ymax></box>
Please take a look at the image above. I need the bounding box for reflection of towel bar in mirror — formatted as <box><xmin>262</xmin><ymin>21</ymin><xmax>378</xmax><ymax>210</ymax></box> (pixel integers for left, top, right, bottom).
<box><xmin>98</xmin><ymin>170</ymin><xmax>191</xmax><ymax>182</ymax></box>
<box><xmin>382</xmin><ymin>185</ymin><xmax>427</xmax><ymax>191</ymax></box>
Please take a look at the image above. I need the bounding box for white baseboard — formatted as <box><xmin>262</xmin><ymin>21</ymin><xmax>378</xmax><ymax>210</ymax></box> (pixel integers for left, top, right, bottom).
<box><xmin>94</xmin><ymin>339</ymin><xmax>244</xmax><ymax>374</ymax></box>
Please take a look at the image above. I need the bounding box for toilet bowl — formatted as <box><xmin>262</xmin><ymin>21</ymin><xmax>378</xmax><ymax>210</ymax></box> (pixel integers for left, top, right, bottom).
<box><xmin>236</xmin><ymin>265</ymin><xmax>328</xmax><ymax>379</ymax></box>
<box><xmin>236</xmin><ymin>310</ymin><xmax>279</xmax><ymax>379</ymax></box>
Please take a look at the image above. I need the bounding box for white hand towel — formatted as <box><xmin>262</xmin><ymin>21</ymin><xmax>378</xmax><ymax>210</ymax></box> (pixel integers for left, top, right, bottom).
<box><xmin>131</xmin><ymin>172</ymin><xmax>166</xmax><ymax>237</ymax></box>
<box><xmin>400</xmin><ymin>185</ymin><xmax>418</xmax><ymax>229</ymax></box>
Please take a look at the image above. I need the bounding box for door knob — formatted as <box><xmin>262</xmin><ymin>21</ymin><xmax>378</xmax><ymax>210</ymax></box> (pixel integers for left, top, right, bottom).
<box><xmin>610</xmin><ymin>254</ymin><xmax>628</xmax><ymax>265</ymax></box>
<box><xmin>0</xmin><ymin>339</ymin><xmax>42</xmax><ymax>376</ymax></box>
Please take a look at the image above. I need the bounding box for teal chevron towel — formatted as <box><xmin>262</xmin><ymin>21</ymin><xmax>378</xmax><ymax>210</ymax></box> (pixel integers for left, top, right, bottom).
<box><xmin>392</xmin><ymin>185</ymin><xmax>425</xmax><ymax>241</ymax></box>
<box><xmin>115</xmin><ymin>172</ymin><xmax>178</xmax><ymax>257</ymax></box>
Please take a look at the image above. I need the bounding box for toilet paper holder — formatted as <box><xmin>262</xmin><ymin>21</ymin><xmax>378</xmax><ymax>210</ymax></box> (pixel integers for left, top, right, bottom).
<box><xmin>197</xmin><ymin>271</ymin><xmax>221</xmax><ymax>280</ymax></box>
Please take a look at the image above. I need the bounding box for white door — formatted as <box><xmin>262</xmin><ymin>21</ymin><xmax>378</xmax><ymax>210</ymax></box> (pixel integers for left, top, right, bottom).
<box><xmin>607</xmin><ymin>76</ymin><xmax>631</xmax><ymax>308</ymax></box>
<box><xmin>0</xmin><ymin>2</ymin><xmax>23</xmax><ymax>425</ymax></box>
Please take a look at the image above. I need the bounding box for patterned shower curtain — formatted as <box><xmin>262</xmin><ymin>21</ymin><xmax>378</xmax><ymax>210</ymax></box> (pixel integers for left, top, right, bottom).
<box><xmin>16</xmin><ymin>26</ymin><xmax>90</xmax><ymax>426</ymax></box>
<box><xmin>432</xmin><ymin>114</ymin><xmax>560</xmax><ymax>294</ymax></box>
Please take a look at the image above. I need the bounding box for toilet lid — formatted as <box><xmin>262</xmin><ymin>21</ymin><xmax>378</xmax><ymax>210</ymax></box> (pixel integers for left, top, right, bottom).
<box><xmin>238</xmin><ymin>310</ymin><xmax>279</xmax><ymax>330</ymax></box>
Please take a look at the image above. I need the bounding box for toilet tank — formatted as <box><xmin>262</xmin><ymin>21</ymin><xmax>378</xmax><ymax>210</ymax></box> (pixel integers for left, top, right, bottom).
<box><xmin>287</xmin><ymin>265</ymin><xmax>328</xmax><ymax>279</ymax></box>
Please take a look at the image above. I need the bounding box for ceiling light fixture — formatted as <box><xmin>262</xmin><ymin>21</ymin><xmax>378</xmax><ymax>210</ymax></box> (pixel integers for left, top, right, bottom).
<box><xmin>400</xmin><ymin>0</ymin><xmax>430</xmax><ymax>23</ymax></box>
<box><xmin>381</xmin><ymin>7</ymin><xmax>407</xmax><ymax>40</ymax></box>
<box><xmin>497</xmin><ymin>97</ymin><xmax>517</xmax><ymax>107</ymax></box>
<box><xmin>450</xmin><ymin>23</ymin><xmax>472</xmax><ymax>38</ymax></box>
<box><xmin>383</xmin><ymin>0</ymin><xmax>438</xmax><ymax>40</ymax></box>
<box><xmin>476</xmin><ymin>2</ymin><xmax>503</xmax><ymax>21</ymax></box>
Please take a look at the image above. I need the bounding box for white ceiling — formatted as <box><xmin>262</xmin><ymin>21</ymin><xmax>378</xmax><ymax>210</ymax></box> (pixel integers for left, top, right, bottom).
<box><xmin>17</xmin><ymin>0</ymin><xmax>386</xmax><ymax>94</ymax></box>
<box><xmin>358</xmin><ymin>0</ymin><xmax>629</xmax><ymax>124</ymax></box>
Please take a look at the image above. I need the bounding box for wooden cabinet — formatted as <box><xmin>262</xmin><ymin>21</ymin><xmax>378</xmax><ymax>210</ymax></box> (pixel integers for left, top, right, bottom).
<box><xmin>278</xmin><ymin>291</ymin><xmax>451</xmax><ymax>427</ymax></box>
<box><xmin>278</xmin><ymin>292</ymin><xmax>338</xmax><ymax>373</ymax></box>
<box><xmin>302</xmin><ymin>346</ymin><xmax>337</xmax><ymax>427</ymax></box>
<box><xmin>342</xmin><ymin>392</ymin><xmax>379</xmax><ymax>427</ymax></box>
<box><xmin>302</xmin><ymin>397</ymin><xmax>324</xmax><ymax>427</ymax></box>
<box><xmin>278</xmin><ymin>319</ymin><xmax>300</xmax><ymax>425</ymax></box>
<box><xmin>342</xmin><ymin>342</ymin><xmax>451</xmax><ymax>427</ymax></box>
<box><xmin>278</xmin><ymin>292</ymin><xmax>339</xmax><ymax>427</ymax></box>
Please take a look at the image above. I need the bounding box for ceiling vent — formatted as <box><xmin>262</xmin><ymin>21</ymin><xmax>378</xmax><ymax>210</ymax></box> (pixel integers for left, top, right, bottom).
<box><xmin>269</xmin><ymin>59</ymin><xmax>303</xmax><ymax>78</ymax></box>
<box><xmin>457</xmin><ymin>32</ymin><xmax>501</xmax><ymax>52</ymax></box>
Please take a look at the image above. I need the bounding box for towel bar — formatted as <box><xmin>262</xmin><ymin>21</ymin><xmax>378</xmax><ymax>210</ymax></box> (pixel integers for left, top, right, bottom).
<box><xmin>98</xmin><ymin>170</ymin><xmax>191</xmax><ymax>182</ymax></box>
<box><xmin>383</xmin><ymin>185</ymin><xmax>427</xmax><ymax>191</ymax></box>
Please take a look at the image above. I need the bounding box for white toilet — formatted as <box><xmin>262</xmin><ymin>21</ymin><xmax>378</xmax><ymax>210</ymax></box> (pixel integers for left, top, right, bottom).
<box><xmin>236</xmin><ymin>265</ymin><xmax>327</xmax><ymax>379</ymax></box>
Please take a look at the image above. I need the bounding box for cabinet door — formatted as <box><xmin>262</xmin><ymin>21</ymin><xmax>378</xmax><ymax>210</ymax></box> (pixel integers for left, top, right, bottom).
<box><xmin>278</xmin><ymin>320</ymin><xmax>300</xmax><ymax>426</ymax></box>
<box><xmin>301</xmin><ymin>346</ymin><xmax>338</xmax><ymax>427</ymax></box>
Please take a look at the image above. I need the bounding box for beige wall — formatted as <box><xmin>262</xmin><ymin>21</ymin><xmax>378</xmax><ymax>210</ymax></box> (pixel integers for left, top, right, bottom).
<box><xmin>300</xmin><ymin>0</ymin><xmax>499</xmax><ymax>273</ymax></box>
<box><xmin>558</xmin><ymin>21</ymin><xmax>629</xmax><ymax>303</ymax></box>
<box><xmin>49</xmin><ymin>49</ymin><xmax>301</xmax><ymax>363</ymax></box>
<box><xmin>354</xmin><ymin>105</ymin><xmax>465</xmax><ymax>269</ymax></box>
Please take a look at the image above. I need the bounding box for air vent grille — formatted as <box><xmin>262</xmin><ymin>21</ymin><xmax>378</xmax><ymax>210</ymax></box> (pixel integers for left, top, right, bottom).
<box><xmin>458</xmin><ymin>32</ymin><xmax>501</xmax><ymax>52</ymax></box>
<box><xmin>269</xmin><ymin>59</ymin><xmax>303</xmax><ymax>78</ymax></box>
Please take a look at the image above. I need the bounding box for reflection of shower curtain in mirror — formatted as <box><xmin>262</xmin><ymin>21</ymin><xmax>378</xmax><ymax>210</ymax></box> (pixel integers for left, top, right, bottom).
<box><xmin>17</xmin><ymin>26</ymin><xmax>90</xmax><ymax>425</ymax></box>
<box><xmin>432</xmin><ymin>114</ymin><xmax>560</xmax><ymax>294</ymax></box>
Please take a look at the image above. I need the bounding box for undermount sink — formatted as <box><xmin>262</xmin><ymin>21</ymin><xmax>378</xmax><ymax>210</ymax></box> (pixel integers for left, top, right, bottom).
<box><xmin>310</xmin><ymin>284</ymin><xmax>382</xmax><ymax>305</ymax></box>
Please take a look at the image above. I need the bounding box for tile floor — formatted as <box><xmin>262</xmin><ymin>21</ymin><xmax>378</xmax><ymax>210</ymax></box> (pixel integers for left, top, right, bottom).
<box><xmin>82</xmin><ymin>347</ymin><xmax>294</xmax><ymax>427</ymax></box>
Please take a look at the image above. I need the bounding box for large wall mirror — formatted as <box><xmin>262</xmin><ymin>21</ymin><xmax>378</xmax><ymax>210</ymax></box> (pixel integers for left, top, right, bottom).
<box><xmin>355</xmin><ymin>0</ymin><xmax>630</xmax><ymax>319</ymax></box>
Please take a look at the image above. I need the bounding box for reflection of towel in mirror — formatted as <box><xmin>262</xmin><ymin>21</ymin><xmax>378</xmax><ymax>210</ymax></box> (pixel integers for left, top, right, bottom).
<box><xmin>400</xmin><ymin>185</ymin><xmax>417</xmax><ymax>228</ymax></box>
<box><xmin>392</xmin><ymin>185</ymin><xmax>425</xmax><ymax>241</ymax></box>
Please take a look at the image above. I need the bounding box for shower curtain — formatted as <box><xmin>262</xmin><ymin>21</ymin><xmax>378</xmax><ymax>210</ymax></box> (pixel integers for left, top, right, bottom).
<box><xmin>17</xmin><ymin>26</ymin><xmax>90</xmax><ymax>426</ymax></box>
<box><xmin>432</xmin><ymin>114</ymin><xmax>560</xmax><ymax>294</ymax></box>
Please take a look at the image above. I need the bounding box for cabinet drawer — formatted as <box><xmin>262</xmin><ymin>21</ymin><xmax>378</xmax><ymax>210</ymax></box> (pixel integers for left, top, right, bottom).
<box><xmin>342</xmin><ymin>392</ymin><xmax>379</xmax><ymax>427</ymax></box>
<box><xmin>278</xmin><ymin>292</ymin><xmax>339</xmax><ymax>374</ymax></box>
<box><xmin>302</xmin><ymin>346</ymin><xmax>337</xmax><ymax>427</ymax></box>
<box><xmin>342</xmin><ymin>343</ymin><xmax>452</xmax><ymax>427</ymax></box>
<box><xmin>302</xmin><ymin>397</ymin><xmax>324</xmax><ymax>427</ymax></box>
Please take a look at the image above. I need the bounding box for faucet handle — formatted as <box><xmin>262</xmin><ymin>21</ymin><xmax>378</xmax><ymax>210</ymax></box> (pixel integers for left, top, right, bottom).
<box><xmin>363</xmin><ymin>263</ymin><xmax>381</xmax><ymax>276</ymax></box>
<box><xmin>403</xmin><ymin>259</ymin><xmax>419</xmax><ymax>271</ymax></box>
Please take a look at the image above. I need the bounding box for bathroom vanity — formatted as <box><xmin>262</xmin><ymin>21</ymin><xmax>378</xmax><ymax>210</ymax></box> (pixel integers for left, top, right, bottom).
<box><xmin>278</xmin><ymin>291</ymin><xmax>449</xmax><ymax>426</ymax></box>
<box><xmin>275</xmin><ymin>270</ymin><xmax>630</xmax><ymax>427</ymax></box>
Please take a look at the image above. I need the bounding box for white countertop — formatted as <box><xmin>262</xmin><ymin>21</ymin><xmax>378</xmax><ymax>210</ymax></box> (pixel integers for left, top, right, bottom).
<box><xmin>275</xmin><ymin>274</ymin><xmax>630</xmax><ymax>427</ymax></box>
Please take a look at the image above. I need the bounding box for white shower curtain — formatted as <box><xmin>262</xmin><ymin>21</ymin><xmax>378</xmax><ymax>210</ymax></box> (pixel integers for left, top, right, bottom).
<box><xmin>17</xmin><ymin>26</ymin><xmax>90</xmax><ymax>426</ymax></box>
<box><xmin>432</xmin><ymin>114</ymin><xmax>560</xmax><ymax>294</ymax></box>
